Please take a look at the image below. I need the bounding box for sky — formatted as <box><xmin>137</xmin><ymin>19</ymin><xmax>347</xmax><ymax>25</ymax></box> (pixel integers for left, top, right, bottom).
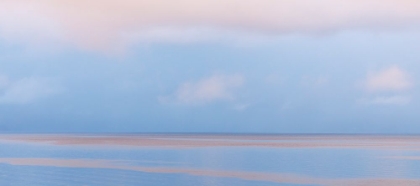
<box><xmin>1</xmin><ymin>0</ymin><xmax>420</xmax><ymax>133</ymax></box>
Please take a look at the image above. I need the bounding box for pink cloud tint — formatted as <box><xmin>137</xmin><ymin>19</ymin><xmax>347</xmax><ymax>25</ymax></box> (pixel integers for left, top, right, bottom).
<box><xmin>1</xmin><ymin>0</ymin><xmax>420</xmax><ymax>51</ymax></box>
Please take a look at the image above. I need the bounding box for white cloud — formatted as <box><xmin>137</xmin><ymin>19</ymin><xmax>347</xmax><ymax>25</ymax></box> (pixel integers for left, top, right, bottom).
<box><xmin>0</xmin><ymin>76</ymin><xmax>61</xmax><ymax>104</ymax></box>
<box><xmin>232</xmin><ymin>103</ymin><xmax>250</xmax><ymax>111</ymax></box>
<box><xmin>361</xmin><ymin>95</ymin><xmax>411</xmax><ymax>105</ymax></box>
<box><xmin>2</xmin><ymin>0</ymin><xmax>420</xmax><ymax>51</ymax></box>
<box><xmin>301</xmin><ymin>75</ymin><xmax>329</xmax><ymax>88</ymax></box>
<box><xmin>364</xmin><ymin>66</ymin><xmax>412</xmax><ymax>92</ymax></box>
<box><xmin>160</xmin><ymin>74</ymin><xmax>244</xmax><ymax>105</ymax></box>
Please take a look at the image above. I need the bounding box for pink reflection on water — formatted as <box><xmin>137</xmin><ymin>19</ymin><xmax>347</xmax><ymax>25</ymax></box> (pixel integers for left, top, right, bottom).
<box><xmin>1</xmin><ymin>134</ymin><xmax>420</xmax><ymax>150</ymax></box>
<box><xmin>0</xmin><ymin>158</ymin><xmax>419</xmax><ymax>186</ymax></box>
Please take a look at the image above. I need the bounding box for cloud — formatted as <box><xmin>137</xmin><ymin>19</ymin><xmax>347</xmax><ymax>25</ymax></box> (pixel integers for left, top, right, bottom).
<box><xmin>160</xmin><ymin>74</ymin><xmax>244</xmax><ymax>105</ymax></box>
<box><xmin>361</xmin><ymin>95</ymin><xmax>411</xmax><ymax>105</ymax></box>
<box><xmin>364</xmin><ymin>66</ymin><xmax>412</xmax><ymax>92</ymax></box>
<box><xmin>359</xmin><ymin>66</ymin><xmax>412</xmax><ymax>106</ymax></box>
<box><xmin>301</xmin><ymin>75</ymin><xmax>329</xmax><ymax>88</ymax></box>
<box><xmin>0</xmin><ymin>76</ymin><xmax>61</xmax><ymax>104</ymax></box>
<box><xmin>233</xmin><ymin>103</ymin><xmax>250</xmax><ymax>111</ymax></box>
<box><xmin>1</xmin><ymin>0</ymin><xmax>420</xmax><ymax>51</ymax></box>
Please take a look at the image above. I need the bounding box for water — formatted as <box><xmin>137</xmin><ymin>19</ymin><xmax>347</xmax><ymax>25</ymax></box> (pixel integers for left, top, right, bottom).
<box><xmin>1</xmin><ymin>134</ymin><xmax>420</xmax><ymax>186</ymax></box>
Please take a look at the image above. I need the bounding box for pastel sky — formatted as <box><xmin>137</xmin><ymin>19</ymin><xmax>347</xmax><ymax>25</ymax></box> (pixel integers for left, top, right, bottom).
<box><xmin>1</xmin><ymin>0</ymin><xmax>420</xmax><ymax>133</ymax></box>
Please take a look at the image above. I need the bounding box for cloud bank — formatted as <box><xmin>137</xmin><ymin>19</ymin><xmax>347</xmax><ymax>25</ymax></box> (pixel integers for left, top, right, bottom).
<box><xmin>1</xmin><ymin>0</ymin><xmax>420</xmax><ymax>50</ymax></box>
<box><xmin>160</xmin><ymin>74</ymin><xmax>244</xmax><ymax>105</ymax></box>
<box><xmin>363</xmin><ymin>95</ymin><xmax>411</xmax><ymax>105</ymax></box>
<box><xmin>0</xmin><ymin>76</ymin><xmax>61</xmax><ymax>104</ymax></box>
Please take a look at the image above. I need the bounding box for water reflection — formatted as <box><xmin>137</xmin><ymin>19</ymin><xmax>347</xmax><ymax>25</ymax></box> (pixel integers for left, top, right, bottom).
<box><xmin>1</xmin><ymin>135</ymin><xmax>420</xmax><ymax>186</ymax></box>
<box><xmin>2</xmin><ymin>134</ymin><xmax>420</xmax><ymax>150</ymax></box>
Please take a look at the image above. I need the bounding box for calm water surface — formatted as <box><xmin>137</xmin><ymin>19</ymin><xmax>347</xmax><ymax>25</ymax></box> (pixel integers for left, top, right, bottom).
<box><xmin>1</xmin><ymin>135</ymin><xmax>420</xmax><ymax>186</ymax></box>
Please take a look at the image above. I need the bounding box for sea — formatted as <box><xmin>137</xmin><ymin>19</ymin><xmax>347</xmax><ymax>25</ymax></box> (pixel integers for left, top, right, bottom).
<box><xmin>0</xmin><ymin>134</ymin><xmax>420</xmax><ymax>186</ymax></box>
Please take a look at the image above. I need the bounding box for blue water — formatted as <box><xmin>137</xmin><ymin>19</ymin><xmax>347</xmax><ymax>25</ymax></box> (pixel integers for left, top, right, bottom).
<box><xmin>1</xmin><ymin>135</ymin><xmax>420</xmax><ymax>186</ymax></box>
